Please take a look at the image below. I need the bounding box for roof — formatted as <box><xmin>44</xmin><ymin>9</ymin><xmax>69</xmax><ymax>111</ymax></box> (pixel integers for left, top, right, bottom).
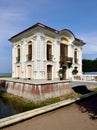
<box><xmin>9</xmin><ymin>23</ymin><xmax>85</xmax><ymax>45</ymax></box>
<box><xmin>9</xmin><ymin>23</ymin><xmax>59</xmax><ymax>41</ymax></box>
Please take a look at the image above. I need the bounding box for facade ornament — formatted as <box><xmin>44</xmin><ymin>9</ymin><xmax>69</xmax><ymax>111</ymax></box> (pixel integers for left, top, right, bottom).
<box><xmin>40</xmin><ymin>36</ymin><xmax>45</xmax><ymax>41</ymax></box>
<box><xmin>57</xmin><ymin>40</ymin><xmax>60</xmax><ymax>44</ymax></box>
<box><xmin>32</xmin><ymin>35</ymin><xmax>37</xmax><ymax>41</ymax></box>
<box><xmin>20</xmin><ymin>38</ymin><xmax>25</xmax><ymax>45</ymax></box>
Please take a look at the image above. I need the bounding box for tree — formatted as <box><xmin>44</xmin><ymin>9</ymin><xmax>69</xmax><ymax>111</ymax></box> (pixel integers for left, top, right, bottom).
<box><xmin>82</xmin><ymin>58</ymin><xmax>97</xmax><ymax>72</ymax></box>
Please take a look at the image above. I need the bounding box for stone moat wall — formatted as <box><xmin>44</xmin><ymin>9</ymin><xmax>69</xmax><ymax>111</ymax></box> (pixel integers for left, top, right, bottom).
<box><xmin>0</xmin><ymin>80</ymin><xmax>73</xmax><ymax>102</ymax></box>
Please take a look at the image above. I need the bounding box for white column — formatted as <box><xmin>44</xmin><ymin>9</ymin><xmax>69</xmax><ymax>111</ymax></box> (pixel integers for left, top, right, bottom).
<box><xmin>21</xmin><ymin>40</ymin><xmax>27</xmax><ymax>78</ymax></box>
<box><xmin>68</xmin><ymin>44</ymin><xmax>73</xmax><ymax>79</ymax></box>
<box><xmin>79</xmin><ymin>47</ymin><xmax>82</xmax><ymax>75</ymax></box>
<box><xmin>40</xmin><ymin>36</ymin><xmax>45</xmax><ymax>71</ymax></box>
<box><xmin>12</xmin><ymin>44</ymin><xmax>16</xmax><ymax>77</ymax></box>
<box><xmin>33</xmin><ymin>35</ymin><xmax>38</xmax><ymax>72</ymax></box>
<box><xmin>56</xmin><ymin>41</ymin><xmax>60</xmax><ymax>79</ymax></box>
<box><xmin>32</xmin><ymin>35</ymin><xmax>38</xmax><ymax>79</ymax></box>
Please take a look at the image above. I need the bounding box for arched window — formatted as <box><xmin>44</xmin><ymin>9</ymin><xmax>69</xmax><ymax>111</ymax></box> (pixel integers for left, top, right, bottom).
<box><xmin>61</xmin><ymin>37</ymin><xmax>69</xmax><ymax>44</ymax></box>
<box><xmin>27</xmin><ymin>41</ymin><xmax>32</xmax><ymax>61</ymax></box>
<box><xmin>47</xmin><ymin>40</ymin><xmax>52</xmax><ymax>44</ymax></box>
<box><xmin>16</xmin><ymin>45</ymin><xmax>20</xmax><ymax>63</ymax></box>
<box><xmin>47</xmin><ymin>41</ymin><xmax>53</xmax><ymax>61</ymax></box>
<box><xmin>28</xmin><ymin>41</ymin><xmax>32</xmax><ymax>44</ymax></box>
<box><xmin>74</xmin><ymin>48</ymin><xmax>78</xmax><ymax>64</ymax></box>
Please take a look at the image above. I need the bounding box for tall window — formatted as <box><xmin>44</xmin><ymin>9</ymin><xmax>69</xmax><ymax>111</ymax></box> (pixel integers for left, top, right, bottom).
<box><xmin>47</xmin><ymin>41</ymin><xmax>53</xmax><ymax>61</ymax></box>
<box><xmin>60</xmin><ymin>43</ymin><xmax>68</xmax><ymax>67</ymax></box>
<box><xmin>27</xmin><ymin>41</ymin><xmax>32</xmax><ymax>61</ymax></box>
<box><xmin>16</xmin><ymin>45</ymin><xmax>20</xmax><ymax>63</ymax></box>
<box><xmin>60</xmin><ymin>37</ymin><xmax>68</xmax><ymax>67</ymax></box>
<box><xmin>74</xmin><ymin>49</ymin><xmax>78</xmax><ymax>64</ymax></box>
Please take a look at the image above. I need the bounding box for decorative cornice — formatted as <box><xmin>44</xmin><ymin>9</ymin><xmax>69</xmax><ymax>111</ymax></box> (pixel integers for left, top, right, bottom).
<box><xmin>57</xmin><ymin>41</ymin><xmax>60</xmax><ymax>44</ymax></box>
<box><xmin>32</xmin><ymin>35</ymin><xmax>37</xmax><ymax>41</ymax></box>
<box><xmin>40</xmin><ymin>36</ymin><xmax>45</xmax><ymax>41</ymax></box>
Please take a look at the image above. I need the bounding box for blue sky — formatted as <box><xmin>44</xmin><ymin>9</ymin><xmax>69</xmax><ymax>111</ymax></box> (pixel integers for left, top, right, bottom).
<box><xmin>0</xmin><ymin>0</ymin><xmax>97</xmax><ymax>73</ymax></box>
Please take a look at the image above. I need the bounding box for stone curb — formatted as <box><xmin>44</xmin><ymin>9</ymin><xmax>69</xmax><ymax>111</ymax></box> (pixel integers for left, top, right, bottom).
<box><xmin>0</xmin><ymin>91</ymin><xmax>97</xmax><ymax>128</ymax></box>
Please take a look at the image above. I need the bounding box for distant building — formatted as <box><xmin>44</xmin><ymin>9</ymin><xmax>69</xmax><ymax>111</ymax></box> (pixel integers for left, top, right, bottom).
<box><xmin>9</xmin><ymin>23</ymin><xmax>85</xmax><ymax>80</ymax></box>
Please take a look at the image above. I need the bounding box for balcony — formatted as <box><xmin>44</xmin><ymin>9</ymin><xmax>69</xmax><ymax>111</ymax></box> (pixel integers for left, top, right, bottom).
<box><xmin>47</xmin><ymin>54</ymin><xmax>53</xmax><ymax>61</ymax></box>
<box><xmin>26</xmin><ymin>54</ymin><xmax>32</xmax><ymax>62</ymax></box>
<box><xmin>16</xmin><ymin>57</ymin><xmax>20</xmax><ymax>63</ymax></box>
<box><xmin>60</xmin><ymin>56</ymin><xmax>73</xmax><ymax>63</ymax></box>
<box><xmin>60</xmin><ymin>56</ymin><xmax>73</xmax><ymax>68</ymax></box>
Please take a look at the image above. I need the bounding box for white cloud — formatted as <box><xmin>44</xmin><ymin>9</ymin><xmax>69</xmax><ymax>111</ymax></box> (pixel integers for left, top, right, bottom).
<box><xmin>79</xmin><ymin>32</ymin><xmax>97</xmax><ymax>54</ymax></box>
<box><xmin>0</xmin><ymin>8</ymin><xmax>27</xmax><ymax>46</ymax></box>
<box><xmin>0</xmin><ymin>1</ymin><xmax>29</xmax><ymax>72</ymax></box>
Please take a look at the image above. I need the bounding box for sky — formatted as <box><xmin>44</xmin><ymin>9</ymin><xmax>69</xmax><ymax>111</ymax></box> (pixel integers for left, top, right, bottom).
<box><xmin>0</xmin><ymin>0</ymin><xmax>97</xmax><ymax>73</ymax></box>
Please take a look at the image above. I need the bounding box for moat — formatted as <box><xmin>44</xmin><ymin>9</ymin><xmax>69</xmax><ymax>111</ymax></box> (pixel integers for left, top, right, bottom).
<box><xmin>0</xmin><ymin>97</ymin><xmax>19</xmax><ymax>119</ymax></box>
<box><xmin>0</xmin><ymin>92</ymin><xmax>34</xmax><ymax>119</ymax></box>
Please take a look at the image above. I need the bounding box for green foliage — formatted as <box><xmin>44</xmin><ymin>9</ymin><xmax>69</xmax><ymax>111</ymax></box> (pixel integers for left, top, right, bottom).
<box><xmin>72</xmin><ymin>68</ymin><xmax>78</xmax><ymax>75</ymax></box>
<box><xmin>93</xmin><ymin>87</ymin><xmax>97</xmax><ymax>92</ymax></box>
<box><xmin>0</xmin><ymin>93</ymin><xmax>37</xmax><ymax>110</ymax></box>
<box><xmin>0</xmin><ymin>92</ymin><xmax>78</xmax><ymax>111</ymax></box>
<box><xmin>82</xmin><ymin>58</ymin><xmax>97</xmax><ymax>72</ymax></box>
<box><xmin>58</xmin><ymin>68</ymin><xmax>65</xmax><ymax>74</ymax></box>
<box><xmin>3</xmin><ymin>91</ymin><xmax>95</xmax><ymax>113</ymax></box>
<box><xmin>0</xmin><ymin>76</ymin><xmax>11</xmax><ymax>78</ymax></box>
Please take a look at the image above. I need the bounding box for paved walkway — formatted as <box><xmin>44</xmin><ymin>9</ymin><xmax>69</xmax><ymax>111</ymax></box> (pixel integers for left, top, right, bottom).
<box><xmin>2</xmin><ymin>94</ymin><xmax>97</xmax><ymax>130</ymax></box>
<box><xmin>0</xmin><ymin>78</ymin><xmax>70</xmax><ymax>84</ymax></box>
<box><xmin>1</xmin><ymin>78</ymin><xmax>97</xmax><ymax>86</ymax></box>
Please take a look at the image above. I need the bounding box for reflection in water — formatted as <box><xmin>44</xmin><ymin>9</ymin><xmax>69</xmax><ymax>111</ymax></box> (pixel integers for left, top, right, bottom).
<box><xmin>0</xmin><ymin>98</ymin><xmax>17</xmax><ymax>119</ymax></box>
<box><xmin>0</xmin><ymin>96</ymin><xmax>29</xmax><ymax>119</ymax></box>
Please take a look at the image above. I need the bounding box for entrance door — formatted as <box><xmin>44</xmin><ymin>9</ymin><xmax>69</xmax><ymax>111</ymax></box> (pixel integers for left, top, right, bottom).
<box><xmin>47</xmin><ymin>65</ymin><xmax>52</xmax><ymax>80</ymax></box>
<box><xmin>17</xmin><ymin>66</ymin><xmax>20</xmax><ymax>78</ymax></box>
<box><xmin>27</xmin><ymin>65</ymin><xmax>32</xmax><ymax>79</ymax></box>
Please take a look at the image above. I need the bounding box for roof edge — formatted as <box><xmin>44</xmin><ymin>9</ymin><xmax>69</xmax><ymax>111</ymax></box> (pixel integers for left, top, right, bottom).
<box><xmin>9</xmin><ymin>23</ymin><xmax>59</xmax><ymax>41</ymax></box>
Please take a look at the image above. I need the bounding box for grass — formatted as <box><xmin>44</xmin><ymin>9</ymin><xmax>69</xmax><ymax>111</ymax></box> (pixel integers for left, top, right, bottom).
<box><xmin>0</xmin><ymin>92</ymin><xmax>79</xmax><ymax>111</ymax></box>
<box><xmin>0</xmin><ymin>76</ymin><xmax>11</xmax><ymax>78</ymax></box>
<box><xmin>1</xmin><ymin>93</ymin><xmax>37</xmax><ymax>110</ymax></box>
<box><xmin>1</xmin><ymin>87</ymin><xmax>96</xmax><ymax>111</ymax></box>
<box><xmin>93</xmin><ymin>87</ymin><xmax>97</xmax><ymax>92</ymax></box>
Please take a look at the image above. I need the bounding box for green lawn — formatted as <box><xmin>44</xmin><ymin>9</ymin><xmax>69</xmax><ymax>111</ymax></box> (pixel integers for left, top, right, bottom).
<box><xmin>0</xmin><ymin>76</ymin><xmax>11</xmax><ymax>78</ymax></box>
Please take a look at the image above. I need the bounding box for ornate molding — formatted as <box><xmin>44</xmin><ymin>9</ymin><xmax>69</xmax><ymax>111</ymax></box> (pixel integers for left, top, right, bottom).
<box><xmin>32</xmin><ymin>35</ymin><xmax>37</xmax><ymax>41</ymax></box>
<box><xmin>40</xmin><ymin>36</ymin><xmax>45</xmax><ymax>41</ymax></box>
<box><xmin>57</xmin><ymin>40</ymin><xmax>60</xmax><ymax>44</ymax></box>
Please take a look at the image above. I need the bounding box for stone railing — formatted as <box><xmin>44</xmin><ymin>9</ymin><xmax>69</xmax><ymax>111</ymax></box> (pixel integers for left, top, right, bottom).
<box><xmin>82</xmin><ymin>75</ymin><xmax>97</xmax><ymax>81</ymax></box>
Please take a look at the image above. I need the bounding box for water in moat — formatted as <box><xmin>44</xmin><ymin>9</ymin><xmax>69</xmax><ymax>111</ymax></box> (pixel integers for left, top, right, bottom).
<box><xmin>0</xmin><ymin>93</ymin><xmax>28</xmax><ymax>119</ymax></box>
<box><xmin>0</xmin><ymin>98</ymin><xmax>16</xmax><ymax>119</ymax></box>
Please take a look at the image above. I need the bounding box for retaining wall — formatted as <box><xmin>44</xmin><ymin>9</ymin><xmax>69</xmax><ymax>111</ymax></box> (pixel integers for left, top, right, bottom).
<box><xmin>0</xmin><ymin>80</ymin><xmax>73</xmax><ymax>102</ymax></box>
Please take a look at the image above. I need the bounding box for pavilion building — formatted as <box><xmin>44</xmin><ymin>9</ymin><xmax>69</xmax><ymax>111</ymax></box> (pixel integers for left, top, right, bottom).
<box><xmin>9</xmin><ymin>23</ymin><xmax>85</xmax><ymax>80</ymax></box>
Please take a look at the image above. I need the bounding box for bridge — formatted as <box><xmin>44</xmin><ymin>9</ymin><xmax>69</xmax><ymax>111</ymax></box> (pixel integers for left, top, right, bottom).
<box><xmin>71</xmin><ymin>80</ymin><xmax>97</xmax><ymax>88</ymax></box>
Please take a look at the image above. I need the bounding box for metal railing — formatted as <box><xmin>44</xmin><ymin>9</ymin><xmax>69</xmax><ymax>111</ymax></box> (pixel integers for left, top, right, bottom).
<box><xmin>60</xmin><ymin>56</ymin><xmax>73</xmax><ymax>63</ymax></box>
<box><xmin>82</xmin><ymin>74</ymin><xmax>97</xmax><ymax>81</ymax></box>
